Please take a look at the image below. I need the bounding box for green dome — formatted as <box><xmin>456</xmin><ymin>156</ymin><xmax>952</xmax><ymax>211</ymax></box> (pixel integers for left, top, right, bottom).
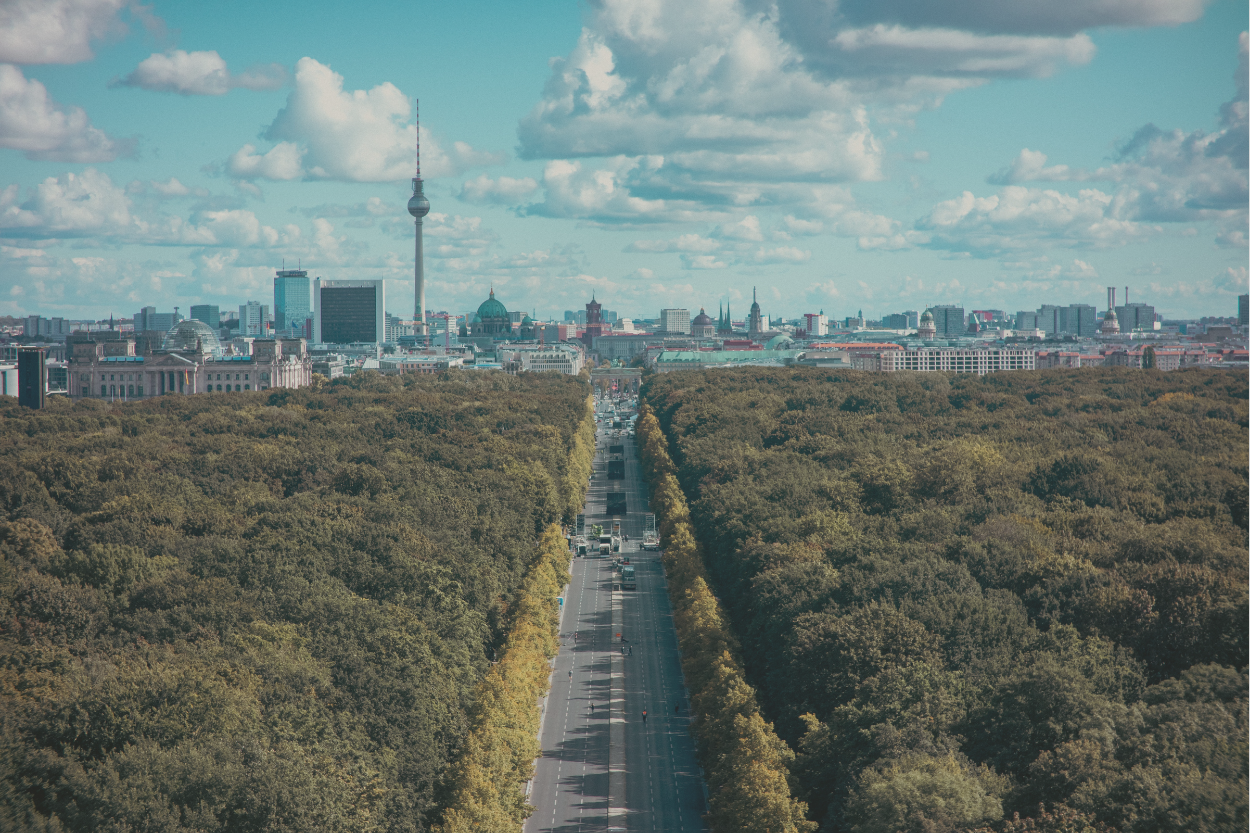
<box><xmin>521</xmin><ymin>315</ymin><xmax>534</xmax><ymax>326</ymax></box>
<box><xmin>477</xmin><ymin>289</ymin><xmax>509</xmax><ymax>321</ymax></box>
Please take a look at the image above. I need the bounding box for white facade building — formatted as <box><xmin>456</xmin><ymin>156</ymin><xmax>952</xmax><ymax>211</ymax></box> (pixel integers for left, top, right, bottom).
<box><xmin>69</xmin><ymin>338</ymin><xmax>312</xmax><ymax>400</ymax></box>
<box><xmin>239</xmin><ymin>301</ymin><xmax>269</xmax><ymax>337</ymax></box>
<box><xmin>659</xmin><ymin>308</ymin><xmax>691</xmax><ymax>334</ymax></box>
<box><xmin>881</xmin><ymin>347</ymin><xmax>1036</xmax><ymax>375</ymax></box>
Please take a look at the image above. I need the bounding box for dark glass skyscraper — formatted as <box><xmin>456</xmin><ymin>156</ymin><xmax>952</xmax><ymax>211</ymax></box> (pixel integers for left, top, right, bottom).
<box><xmin>313</xmin><ymin>279</ymin><xmax>385</xmax><ymax>345</ymax></box>
<box><xmin>190</xmin><ymin>304</ymin><xmax>219</xmax><ymax>328</ymax></box>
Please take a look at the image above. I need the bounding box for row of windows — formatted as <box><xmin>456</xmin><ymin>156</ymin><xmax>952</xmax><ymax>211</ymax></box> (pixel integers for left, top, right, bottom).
<box><xmin>97</xmin><ymin>385</ymin><xmax>144</xmax><ymax>397</ymax></box>
<box><xmin>88</xmin><ymin>371</ymin><xmax>253</xmax><ymax>382</ymax></box>
<box><xmin>87</xmin><ymin>383</ymin><xmax>258</xmax><ymax>397</ymax></box>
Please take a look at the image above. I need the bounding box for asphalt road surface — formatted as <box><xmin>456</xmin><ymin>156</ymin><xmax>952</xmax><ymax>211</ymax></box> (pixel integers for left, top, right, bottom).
<box><xmin>525</xmin><ymin>404</ymin><xmax>706</xmax><ymax>832</ymax></box>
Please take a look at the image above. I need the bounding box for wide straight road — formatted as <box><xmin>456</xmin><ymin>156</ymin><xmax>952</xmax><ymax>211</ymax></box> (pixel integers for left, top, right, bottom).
<box><xmin>526</xmin><ymin>399</ymin><xmax>705</xmax><ymax>832</ymax></box>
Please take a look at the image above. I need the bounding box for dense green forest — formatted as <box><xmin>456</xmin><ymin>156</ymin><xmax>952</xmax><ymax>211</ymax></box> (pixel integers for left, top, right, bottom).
<box><xmin>0</xmin><ymin>370</ymin><xmax>593</xmax><ymax>832</ymax></box>
<box><xmin>642</xmin><ymin>367</ymin><xmax>1248</xmax><ymax>833</ymax></box>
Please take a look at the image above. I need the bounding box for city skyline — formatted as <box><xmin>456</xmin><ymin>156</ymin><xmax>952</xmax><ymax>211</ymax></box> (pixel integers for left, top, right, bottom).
<box><xmin>0</xmin><ymin>0</ymin><xmax>1246</xmax><ymax>323</ymax></box>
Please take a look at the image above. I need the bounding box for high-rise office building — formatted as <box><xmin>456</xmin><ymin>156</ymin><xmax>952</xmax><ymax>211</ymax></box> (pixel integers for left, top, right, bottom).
<box><xmin>1037</xmin><ymin>304</ymin><xmax>1064</xmax><ymax>336</ymax></box>
<box><xmin>239</xmin><ymin>301</ymin><xmax>269</xmax><ymax>337</ymax></box>
<box><xmin>17</xmin><ymin>347</ymin><xmax>45</xmax><ymax>409</ymax></box>
<box><xmin>22</xmin><ymin>316</ymin><xmax>73</xmax><ymax>341</ymax></box>
<box><xmin>133</xmin><ymin>306</ymin><xmax>182</xmax><ymax>333</ymax></box>
<box><xmin>1239</xmin><ymin>294</ymin><xmax>1249</xmax><ymax>327</ymax></box>
<box><xmin>930</xmin><ymin>305</ymin><xmax>965</xmax><ymax>337</ymax></box>
<box><xmin>1067</xmin><ymin>304</ymin><xmax>1100</xmax><ymax>337</ymax></box>
<box><xmin>1015</xmin><ymin>311</ymin><xmax>1040</xmax><ymax>330</ymax></box>
<box><xmin>882</xmin><ymin>311</ymin><xmax>919</xmax><ymax>330</ymax></box>
<box><xmin>1115</xmin><ymin>302</ymin><xmax>1156</xmax><ymax>332</ymax></box>
<box><xmin>274</xmin><ymin>269</ymin><xmax>311</xmax><ymax>335</ymax></box>
<box><xmin>190</xmin><ymin>305</ymin><xmax>220</xmax><ymax>328</ymax></box>
<box><xmin>804</xmin><ymin>312</ymin><xmax>829</xmax><ymax>335</ymax></box>
<box><xmin>660</xmin><ymin>308</ymin><xmax>691</xmax><ymax>334</ymax></box>
<box><xmin>314</xmin><ymin>279</ymin><xmax>385</xmax><ymax>344</ymax></box>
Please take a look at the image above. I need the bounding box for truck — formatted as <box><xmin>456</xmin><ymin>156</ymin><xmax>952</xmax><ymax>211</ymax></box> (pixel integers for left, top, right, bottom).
<box><xmin>642</xmin><ymin>532</ymin><xmax>659</xmax><ymax>551</ymax></box>
<box><xmin>607</xmin><ymin>459</ymin><xmax>624</xmax><ymax>479</ymax></box>
<box><xmin>598</xmin><ymin>534</ymin><xmax>612</xmax><ymax>556</ymax></box>
<box><xmin>621</xmin><ymin>564</ymin><xmax>636</xmax><ymax>590</ymax></box>
<box><xmin>612</xmin><ymin>535</ymin><xmax>621</xmax><ymax>552</ymax></box>
<box><xmin>609</xmin><ymin>444</ymin><xmax>624</xmax><ymax>456</ymax></box>
<box><xmin>606</xmin><ymin>492</ymin><xmax>627</xmax><ymax>516</ymax></box>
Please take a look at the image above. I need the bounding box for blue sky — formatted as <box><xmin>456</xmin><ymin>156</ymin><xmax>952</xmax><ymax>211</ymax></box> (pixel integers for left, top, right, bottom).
<box><xmin>1</xmin><ymin>0</ymin><xmax>1245</xmax><ymax>322</ymax></box>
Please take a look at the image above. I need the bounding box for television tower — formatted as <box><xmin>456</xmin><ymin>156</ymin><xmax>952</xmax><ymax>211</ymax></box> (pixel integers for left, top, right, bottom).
<box><xmin>407</xmin><ymin>99</ymin><xmax>431</xmax><ymax>339</ymax></box>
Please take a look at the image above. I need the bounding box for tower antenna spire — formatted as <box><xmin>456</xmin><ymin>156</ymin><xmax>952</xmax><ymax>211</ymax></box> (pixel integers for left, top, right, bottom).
<box><xmin>408</xmin><ymin>98</ymin><xmax>431</xmax><ymax>342</ymax></box>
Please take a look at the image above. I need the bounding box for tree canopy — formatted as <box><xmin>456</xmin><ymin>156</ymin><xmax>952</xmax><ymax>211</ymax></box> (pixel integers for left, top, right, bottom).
<box><xmin>1</xmin><ymin>369</ymin><xmax>593</xmax><ymax>832</ymax></box>
<box><xmin>642</xmin><ymin>367</ymin><xmax>1247</xmax><ymax>833</ymax></box>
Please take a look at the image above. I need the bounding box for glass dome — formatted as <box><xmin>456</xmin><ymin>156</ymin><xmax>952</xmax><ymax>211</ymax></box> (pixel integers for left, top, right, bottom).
<box><xmin>163</xmin><ymin>318</ymin><xmax>222</xmax><ymax>356</ymax></box>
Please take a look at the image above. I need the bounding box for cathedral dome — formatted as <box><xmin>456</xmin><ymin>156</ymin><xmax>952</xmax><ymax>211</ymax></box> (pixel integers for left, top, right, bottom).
<box><xmin>477</xmin><ymin>289</ymin><xmax>509</xmax><ymax>322</ymax></box>
<box><xmin>475</xmin><ymin>289</ymin><xmax>512</xmax><ymax>337</ymax></box>
<box><xmin>691</xmin><ymin>308</ymin><xmax>714</xmax><ymax>327</ymax></box>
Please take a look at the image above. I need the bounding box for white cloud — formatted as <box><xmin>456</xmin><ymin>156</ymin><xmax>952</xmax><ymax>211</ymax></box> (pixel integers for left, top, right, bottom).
<box><xmin>802</xmin><ymin>0</ymin><xmax>1209</xmax><ymax>39</ymax></box>
<box><xmin>625</xmin><ymin>233</ymin><xmax>720</xmax><ymax>253</ymax></box>
<box><xmin>784</xmin><ymin>215</ymin><xmax>824</xmax><ymax>235</ymax></box>
<box><xmin>528</xmin><ymin>156</ymin><xmax>710</xmax><ymax>223</ymax></box>
<box><xmin>230</xmin><ymin>57</ymin><xmax>501</xmax><ymax>182</ymax></box>
<box><xmin>517</xmin><ymin>2</ymin><xmax>884</xmax><ymax>219</ymax></box>
<box><xmin>820</xmin><ymin>26</ymin><xmax>1095</xmax><ymax>79</ymax></box>
<box><xmin>977</xmin><ymin>35</ymin><xmax>1246</xmax><ymax>243</ymax></box>
<box><xmin>422</xmin><ymin>212</ymin><xmax>498</xmax><ymax>259</ymax></box>
<box><xmin>681</xmin><ymin>254</ymin><xmax>727</xmax><ymax>269</ymax></box>
<box><xmin>297</xmin><ymin>197</ymin><xmax>397</xmax><ymax>218</ymax></box>
<box><xmin>0</xmin><ymin>168</ymin><xmax>306</xmax><ymax>252</ymax></box>
<box><xmin>989</xmin><ymin>148</ymin><xmax>1083</xmax><ymax>184</ymax></box>
<box><xmin>716</xmin><ymin>215</ymin><xmax>764</xmax><ymax>241</ymax></box>
<box><xmin>512</xmin><ymin>0</ymin><xmax>1218</xmax><ymax>226</ymax></box>
<box><xmin>126</xmin><ymin>177</ymin><xmax>209</xmax><ymax>199</ymax></box>
<box><xmin>0</xmin><ymin>64</ymin><xmax>132</xmax><ymax>161</ymax></box>
<box><xmin>227</xmin><ymin>142</ymin><xmax>305</xmax><ymax>181</ymax></box>
<box><xmin>1213</xmin><ymin>265</ymin><xmax>1248</xmax><ymax>292</ymax></box>
<box><xmin>0</xmin><ymin>168</ymin><xmax>132</xmax><ymax>237</ymax></box>
<box><xmin>150</xmin><ymin>177</ymin><xmax>190</xmax><ymax>196</ymax></box>
<box><xmin>0</xmin><ymin>0</ymin><xmax>131</xmax><ymax>65</ymax></box>
<box><xmin>114</xmin><ymin>50</ymin><xmax>285</xmax><ymax>96</ymax></box>
<box><xmin>750</xmin><ymin>245</ymin><xmax>811</xmax><ymax>264</ymax></box>
<box><xmin>459</xmin><ymin>174</ymin><xmax>539</xmax><ymax>205</ymax></box>
<box><xmin>1216</xmin><ymin>229</ymin><xmax>1247</xmax><ymax>248</ymax></box>
<box><xmin>918</xmin><ymin>185</ymin><xmax>1145</xmax><ymax>254</ymax></box>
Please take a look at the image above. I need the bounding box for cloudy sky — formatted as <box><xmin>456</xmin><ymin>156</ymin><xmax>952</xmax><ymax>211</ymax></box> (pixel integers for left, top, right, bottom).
<box><xmin>0</xmin><ymin>0</ymin><xmax>1245</xmax><ymax>322</ymax></box>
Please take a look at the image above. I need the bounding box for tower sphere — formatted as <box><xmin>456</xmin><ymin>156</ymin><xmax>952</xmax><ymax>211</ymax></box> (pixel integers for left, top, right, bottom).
<box><xmin>408</xmin><ymin>179</ymin><xmax>430</xmax><ymax>219</ymax></box>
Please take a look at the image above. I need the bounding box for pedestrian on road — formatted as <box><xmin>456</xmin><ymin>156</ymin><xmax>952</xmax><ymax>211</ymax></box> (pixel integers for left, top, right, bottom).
<box><xmin>642</xmin><ymin>710</ymin><xmax>647</xmax><ymax>723</ymax></box>
<box><xmin>568</xmin><ymin>670</ymin><xmax>572</xmax><ymax>680</ymax></box>
<box><xmin>591</xmin><ymin>703</ymin><xmax>595</xmax><ymax>713</ymax></box>
<box><xmin>675</xmin><ymin>703</ymin><xmax>680</xmax><ymax>714</ymax></box>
